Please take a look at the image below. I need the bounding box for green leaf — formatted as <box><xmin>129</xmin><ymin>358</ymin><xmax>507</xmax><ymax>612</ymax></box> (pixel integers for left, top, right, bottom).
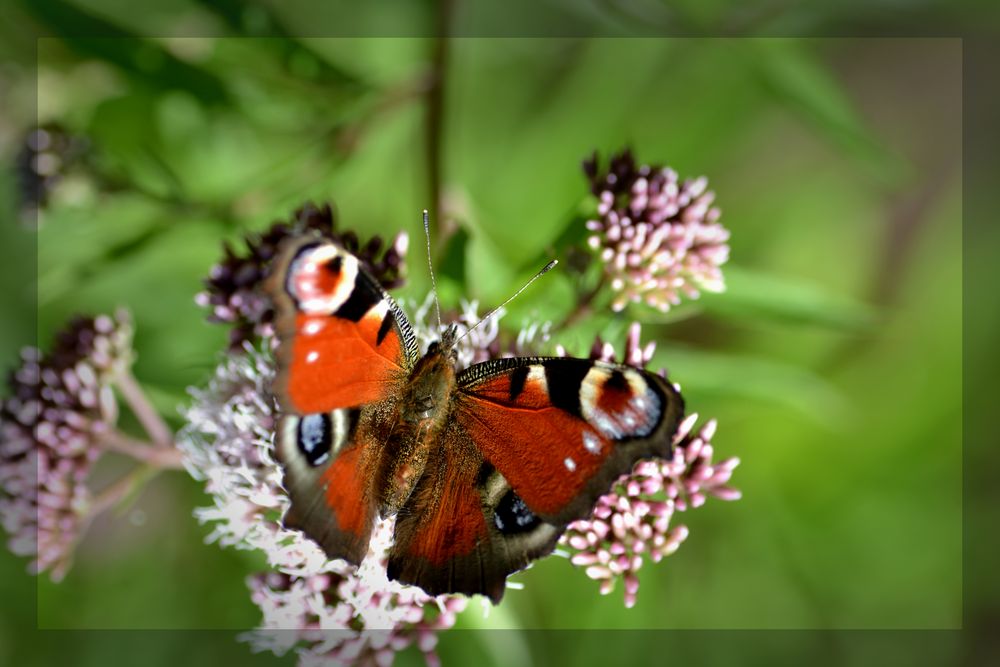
<box><xmin>704</xmin><ymin>265</ymin><xmax>877</xmax><ymax>331</ymax></box>
<box><xmin>750</xmin><ymin>40</ymin><xmax>906</xmax><ymax>185</ymax></box>
<box><xmin>438</xmin><ymin>225</ymin><xmax>470</xmax><ymax>286</ymax></box>
<box><xmin>191</xmin><ymin>0</ymin><xmax>368</xmax><ymax>92</ymax></box>
<box><xmin>661</xmin><ymin>345</ymin><xmax>852</xmax><ymax>428</ymax></box>
<box><xmin>23</xmin><ymin>0</ymin><xmax>230</xmax><ymax>106</ymax></box>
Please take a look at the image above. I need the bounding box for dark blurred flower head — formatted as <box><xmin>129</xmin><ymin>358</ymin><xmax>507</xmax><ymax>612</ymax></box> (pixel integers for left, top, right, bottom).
<box><xmin>196</xmin><ymin>203</ymin><xmax>408</xmax><ymax>351</ymax></box>
<box><xmin>583</xmin><ymin>149</ymin><xmax>730</xmax><ymax>312</ymax></box>
<box><xmin>15</xmin><ymin>124</ymin><xmax>90</xmax><ymax>227</ymax></box>
<box><xmin>559</xmin><ymin>322</ymin><xmax>740</xmax><ymax>607</ymax></box>
<box><xmin>0</xmin><ymin>311</ymin><xmax>133</xmax><ymax>579</ymax></box>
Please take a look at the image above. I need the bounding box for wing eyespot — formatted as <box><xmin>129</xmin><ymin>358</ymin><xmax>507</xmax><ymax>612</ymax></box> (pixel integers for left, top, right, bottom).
<box><xmin>493</xmin><ymin>488</ymin><xmax>541</xmax><ymax>535</ymax></box>
<box><xmin>296</xmin><ymin>413</ymin><xmax>332</xmax><ymax>466</ymax></box>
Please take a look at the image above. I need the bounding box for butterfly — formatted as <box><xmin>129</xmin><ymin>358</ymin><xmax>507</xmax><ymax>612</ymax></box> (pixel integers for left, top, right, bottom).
<box><xmin>266</xmin><ymin>232</ymin><xmax>684</xmax><ymax>602</ymax></box>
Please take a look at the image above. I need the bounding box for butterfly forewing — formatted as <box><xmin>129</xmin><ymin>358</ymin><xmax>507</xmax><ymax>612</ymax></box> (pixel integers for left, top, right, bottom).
<box><xmin>455</xmin><ymin>357</ymin><xmax>684</xmax><ymax>523</ymax></box>
<box><xmin>268</xmin><ymin>236</ymin><xmax>418</xmax><ymax>414</ymax></box>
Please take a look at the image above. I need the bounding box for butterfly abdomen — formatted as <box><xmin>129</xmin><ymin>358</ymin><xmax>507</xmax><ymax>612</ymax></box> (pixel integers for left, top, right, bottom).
<box><xmin>378</xmin><ymin>344</ymin><xmax>459</xmax><ymax>517</ymax></box>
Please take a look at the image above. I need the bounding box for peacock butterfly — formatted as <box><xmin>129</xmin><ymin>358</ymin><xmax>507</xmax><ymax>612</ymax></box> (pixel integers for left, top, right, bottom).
<box><xmin>266</xmin><ymin>232</ymin><xmax>684</xmax><ymax>602</ymax></box>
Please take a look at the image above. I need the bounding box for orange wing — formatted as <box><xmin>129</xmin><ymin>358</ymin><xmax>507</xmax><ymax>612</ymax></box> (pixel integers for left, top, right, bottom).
<box><xmin>275</xmin><ymin>409</ymin><xmax>381</xmax><ymax>564</ymax></box>
<box><xmin>387</xmin><ymin>424</ymin><xmax>562</xmax><ymax>603</ymax></box>
<box><xmin>455</xmin><ymin>357</ymin><xmax>684</xmax><ymax>524</ymax></box>
<box><xmin>388</xmin><ymin>357</ymin><xmax>684</xmax><ymax>602</ymax></box>
<box><xmin>267</xmin><ymin>236</ymin><xmax>417</xmax><ymax>565</ymax></box>
<box><xmin>268</xmin><ymin>237</ymin><xmax>418</xmax><ymax>413</ymax></box>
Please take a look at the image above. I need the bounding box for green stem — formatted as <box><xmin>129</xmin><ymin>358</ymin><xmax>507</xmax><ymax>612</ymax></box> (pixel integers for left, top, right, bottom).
<box><xmin>553</xmin><ymin>276</ymin><xmax>607</xmax><ymax>333</ymax></box>
<box><xmin>424</xmin><ymin>0</ymin><xmax>454</xmax><ymax>247</ymax></box>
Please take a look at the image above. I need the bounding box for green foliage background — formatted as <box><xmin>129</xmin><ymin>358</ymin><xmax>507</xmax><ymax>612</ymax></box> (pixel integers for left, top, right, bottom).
<box><xmin>0</xmin><ymin>2</ymin><xmax>965</xmax><ymax>665</ymax></box>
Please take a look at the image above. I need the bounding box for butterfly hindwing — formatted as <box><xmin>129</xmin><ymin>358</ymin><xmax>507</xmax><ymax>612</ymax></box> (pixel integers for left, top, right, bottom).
<box><xmin>387</xmin><ymin>423</ymin><xmax>561</xmax><ymax>602</ymax></box>
<box><xmin>268</xmin><ymin>236</ymin><xmax>418</xmax><ymax>414</ymax></box>
<box><xmin>275</xmin><ymin>410</ymin><xmax>379</xmax><ymax>564</ymax></box>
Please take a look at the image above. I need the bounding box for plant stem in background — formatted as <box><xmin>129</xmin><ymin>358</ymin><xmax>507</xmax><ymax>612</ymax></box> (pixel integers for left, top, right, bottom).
<box><xmin>553</xmin><ymin>277</ymin><xmax>606</xmax><ymax>333</ymax></box>
<box><xmin>424</xmin><ymin>0</ymin><xmax>455</xmax><ymax>247</ymax></box>
<box><xmin>101</xmin><ymin>429</ymin><xmax>185</xmax><ymax>468</ymax></box>
<box><xmin>115</xmin><ymin>368</ymin><xmax>174</xmax><ymax>447</ymax></box>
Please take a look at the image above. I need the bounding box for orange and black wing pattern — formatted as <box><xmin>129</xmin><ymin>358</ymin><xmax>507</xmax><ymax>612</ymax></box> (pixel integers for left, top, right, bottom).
<box><xmin>456</xmin><ymin>357</ymin><xmax>683</xmax><ymax>524</ymax></box>
<box><xmin>267</xmin><ymin>237</ymin><xmax>417</xmax><ymax>565</ymax></box>
<box><xmin>388</xmin><ymin>356</ymin><xmax>683</xmax><ymax>601</ymax></box>
<box><xmin>268</xmin><ymin>236</ymin><xmax>418</xmax><ymax>414</ymax></box>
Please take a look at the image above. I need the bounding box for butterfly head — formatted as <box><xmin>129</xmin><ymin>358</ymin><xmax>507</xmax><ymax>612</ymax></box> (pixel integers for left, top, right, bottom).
<box><xmin>437</xmin><ymin>323</ymin><xmax>460</xmax><ymax>360</ymax></box>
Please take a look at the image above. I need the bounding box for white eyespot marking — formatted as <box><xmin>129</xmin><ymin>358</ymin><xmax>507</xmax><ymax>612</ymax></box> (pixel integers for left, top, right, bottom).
<box><xmin>583</xmin><ymin>430</ymin><xmax>602</xmax><ymax>454</ymax></box>
<box><xmin>564</xmin><ymin>457</ymin><xmax>577</xmax><ymax>472</ymax></box>
<box><xmin>306</xmin><ymin>351</ymin><xmax>319</xmax><ymax>363</ymax></box>
<box><xmin>304</xmin><ymin>320</ymin><xmax>324</xmax><ymax>335</ymax></box>
<box><xmin>290</xmin><ymin>246</ymin><xmax>359</xmax><ymax>314</ymax></box>
<box><xmin>623</xmin><ymin>369</ymin><xmax>650</xmax><ymax>399</ymax></box>
<box><xmin>580</xmin><ymin>363</ymin><xmax>662</xmax><ymax>440</ymax></box>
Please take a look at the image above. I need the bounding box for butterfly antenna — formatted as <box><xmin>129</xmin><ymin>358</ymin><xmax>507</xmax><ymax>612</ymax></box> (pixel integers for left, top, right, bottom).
<box><xmin>423</xmin><ymin>209</ymin><xmax>443</xmax><ymax>332</ymax></box>
<box><xmin>457</xmin><ymin>259</ymin><xmax>558</xmax><ymax>344</ymax></box>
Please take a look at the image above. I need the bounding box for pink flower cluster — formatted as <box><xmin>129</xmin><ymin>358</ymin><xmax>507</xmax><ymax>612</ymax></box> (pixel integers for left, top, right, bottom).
<box><xmin>0</xmin><ymin>311</ymin><xmax>133</xmax><ymax>579</ymax></box>
<box><xmin>559</xmin><ymin>323</ymin><xmax>740</xmax><ymax>607</ymax></box>
<box><xmin>562</xmin><ymin>414</ymin><xmax>740</xmax><ymax>607</ymax></box>
<box><xmin>583</xmin><ymin>150</ymin><xmax>730</xmax><ymax>312</ymax></box>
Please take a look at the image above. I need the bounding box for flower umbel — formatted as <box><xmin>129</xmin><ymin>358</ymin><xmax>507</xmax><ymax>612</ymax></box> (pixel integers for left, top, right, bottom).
<box><xmin>180</xmin><ymin>345</ymin><xmax>466</xmax><ymax>667</ymax></box>
<box><xmin>583</xmin><ymin>149</ymin><xmax>730</xmax><ymax>312</ymax></box>
<box><xmin>409</xmin><ymin>294</ymin><xmax>552</xmax><ymax>370</ymax></box>
<box><xmin>1</xmin><ymin>312</ymin><xmax>131</xmax><ymax>579</ymax></box>
<box><xmin>15</xmin><ymin>124</ymin><xmax>90</xmax><ymax>227</ymax></box>
<box><xmin>559</xmin><ymin>323</ymin><xmax>741</xmax><ymax>607</ymax></box>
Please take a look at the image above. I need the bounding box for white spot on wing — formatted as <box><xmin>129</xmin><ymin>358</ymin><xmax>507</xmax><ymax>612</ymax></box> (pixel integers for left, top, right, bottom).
<box><xmin>365</xmin><ymin>299</ymin><xmax>390</xmax><ymax>323</ymax></box>
<box><xmin>304</xmin><ymin>320</ymin><xmax>324</xmax><ymax>335</ymax></box>
<box><xmin>583</xmin><ymin>430</ymin><xmax>602</xmax><ymax>454</ymax></box>
<box><xmin>564</xmin><ymin>457</ymin><xmax>577</xmax><ymax>471</ymax></box>
<box><xmin>306</xmin><ymin>351</ymin><xmax>319</xmax><ymax>363</ymax></box>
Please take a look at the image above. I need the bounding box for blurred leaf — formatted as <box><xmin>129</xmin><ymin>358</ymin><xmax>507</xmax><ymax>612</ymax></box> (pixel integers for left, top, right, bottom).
<box><xmin>192</xmin><ymin>0</ymin><xmax>367</xmax><ymax>92</ymax></box>
<box><xmin>543</xmin><ymin>210</ymin><xmax>591</xmax><ymax>263</ymax></box>
<box><xmin>438</xmin><ymin>225</ymin><xmax>470</xmax><ymax>286</ymax></box>
<box><xmin>23</xmin><ymin>0</ymin><xmax>229</xmax><ymax>105</ymax></box>
<box><xmin>661</xmin><ymin>345</ymin><xmax>852</xmax><ymax>427</ymax></box>
<box><xmin>86</xmin><ymin>95</ymin><xmax>183</xmax><ymax>200</ymax></box>
<box><xmin>37</xmin><ymin>196</ymin><xmax>167</xmax><ymax>305</ymax></box>
<box><xmin>750</xmin><ymin>40</ymin><xmax>905</xmax><ymax>184</ymax></box>
<box><xmin>704</xmin><ymin>265</ymin><xmax>877</xmax><ymax>331</ymax></box>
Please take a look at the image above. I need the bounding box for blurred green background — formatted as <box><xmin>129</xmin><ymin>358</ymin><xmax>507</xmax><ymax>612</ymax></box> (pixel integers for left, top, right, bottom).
<box><xmin>0</xmin><ymin>1</ymin><xmax>965</xmax><ymax>665</ymax></box>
